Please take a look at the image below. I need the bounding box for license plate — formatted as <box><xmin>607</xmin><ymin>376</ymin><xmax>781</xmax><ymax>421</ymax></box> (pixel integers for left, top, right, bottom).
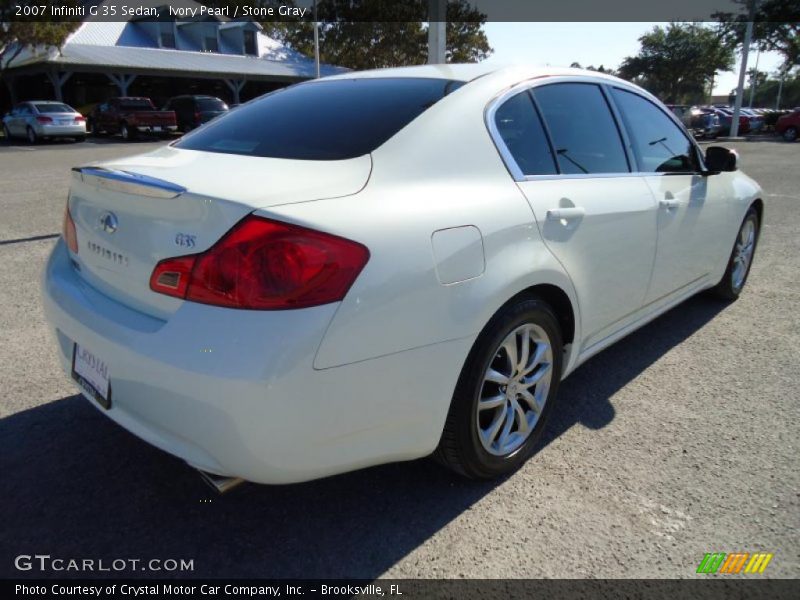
<box><xmin>152</xmin><ymin>126</ymin><xmax>162</xmax><ymax>132</ymax></box>
<box><xmin>60</xmin><ymin>119</ymin><xmax>72</xmax><ymax>125</ymax></box>
<box><xmin>72</xmin><ymin>343</ymin><xmax>111</xmax><ymax>409</ymax></box>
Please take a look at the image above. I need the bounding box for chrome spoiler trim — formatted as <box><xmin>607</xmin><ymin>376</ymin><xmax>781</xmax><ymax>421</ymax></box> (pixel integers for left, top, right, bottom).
<box><xmin>72</xmin><ymin>167</ymin><xmax>186</xmax><ymax>199</ymax></box>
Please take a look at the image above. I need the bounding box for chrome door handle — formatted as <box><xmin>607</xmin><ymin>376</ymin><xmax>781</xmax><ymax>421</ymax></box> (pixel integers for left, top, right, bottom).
<box><xmin>546</xmin><ymin>207</ymin><xmax>585</xmax><ymax>220</ymax></box>
<box><xmin>659</xmin><ymin>199</ymin><xmax>681</xmax><ymax>210</ymax></box>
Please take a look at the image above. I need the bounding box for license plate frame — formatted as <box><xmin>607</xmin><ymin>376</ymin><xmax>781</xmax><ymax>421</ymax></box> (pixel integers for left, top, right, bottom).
<box><xmin>71</xmin><ymin>343</ymin><xmax>112</xmax><ymax>409</ymax></box>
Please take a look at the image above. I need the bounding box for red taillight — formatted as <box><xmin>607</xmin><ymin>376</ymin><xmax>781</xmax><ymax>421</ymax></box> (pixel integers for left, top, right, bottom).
<box><xmin>63</xmin><ymin>203</ymin><xmax>78</xmax><ymax>254</ymax></box>
<box><xmin>150</xmin><ymin>216</ymin><xmax>370</xmax><ymax>310</ymax></box>
<box><xmin>74</xmin><ymin>115</ymin><xmax>86</xmax><ymax>123</ymax></box>
<box><xmin>36</xmin><ymin>116</ymin><xmax>53</xmax><ymax>124</ymax></box>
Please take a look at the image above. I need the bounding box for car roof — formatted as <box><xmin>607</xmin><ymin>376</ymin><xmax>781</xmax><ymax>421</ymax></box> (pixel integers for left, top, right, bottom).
<box><xmin>321</xmin><ymin>63</ymin><xmax>626</xmax><ymax>86</ymax></box>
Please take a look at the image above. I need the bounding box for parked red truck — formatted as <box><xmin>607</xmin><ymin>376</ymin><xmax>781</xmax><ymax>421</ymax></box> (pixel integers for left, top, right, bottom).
<box><xmin>87</xmin><ymin>97</ymin><xmax>177</xmax><ymax>141</ymax></box>
<box><xmin>776</xmin><ymin>108</ymin><xmax>800</xmax><ymax>142</ymax></box>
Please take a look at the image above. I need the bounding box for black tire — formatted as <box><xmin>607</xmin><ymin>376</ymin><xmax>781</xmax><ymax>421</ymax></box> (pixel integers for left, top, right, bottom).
<box><xmin>435</xmin><ymin>297</ymin><xmax>563</xmax><ymax>479</ymax></box>
<box><xmin>2</xmin><ymin>124</ymin><xmax>11</xmax><ymax>141</ymax></box>
<box><xmin>710</xmin><ymin>208</ymin><xmax>760</xmax><ymax>301</ymax></box>
<box><xmin>26</xmin><ymin>126</ymin><xmax>37</xmax><ymax>144</ymax></box>
<box><xmin>783</xmin><ymin>126</ymin><xmax>798</xmax><ymax>142</ymax></box>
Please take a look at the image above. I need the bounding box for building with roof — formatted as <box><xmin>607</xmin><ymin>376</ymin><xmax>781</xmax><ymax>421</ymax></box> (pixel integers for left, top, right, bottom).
<box><xmin>1</xmin><ymin>0</ymin><xmax>343</xmax><ymax>113</ymax></box>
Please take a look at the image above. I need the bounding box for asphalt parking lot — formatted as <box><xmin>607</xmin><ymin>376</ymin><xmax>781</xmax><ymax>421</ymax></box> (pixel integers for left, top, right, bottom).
<box><xmin>0</xmin><ymin>136</ymin><xmax>798</xmax><ymax>580</ymax></box>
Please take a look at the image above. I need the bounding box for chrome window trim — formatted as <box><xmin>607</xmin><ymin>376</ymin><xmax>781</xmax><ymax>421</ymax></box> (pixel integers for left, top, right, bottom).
<box><xmin>485</xmin><ymin>75</ymin><xmax>710</xmax><ymax>182</ymax></box>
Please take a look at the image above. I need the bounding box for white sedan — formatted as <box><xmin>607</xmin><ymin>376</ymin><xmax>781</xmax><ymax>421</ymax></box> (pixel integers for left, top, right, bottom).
<box><xmin>3</xmin><ymin>101</ymin><xmax>87</xmax><ymax>143</ymax></box>
<box><xmin>42</xmin><ymin>65</ymin><xmax>762</xmax><ymax>490</ymax></box>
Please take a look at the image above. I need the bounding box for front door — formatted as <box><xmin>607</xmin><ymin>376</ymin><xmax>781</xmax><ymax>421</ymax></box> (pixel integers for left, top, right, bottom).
<box><xmin>609</xmin><ymin>87</ymin><xmax>728</xmax><ymax>303</ymax></box>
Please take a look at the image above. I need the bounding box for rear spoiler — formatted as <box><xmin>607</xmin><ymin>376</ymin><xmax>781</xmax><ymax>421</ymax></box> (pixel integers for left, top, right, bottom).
<box><xmin>71</xmin><ymin>167</ymin><xmax>186</xmax><ymax>199</ymax></box>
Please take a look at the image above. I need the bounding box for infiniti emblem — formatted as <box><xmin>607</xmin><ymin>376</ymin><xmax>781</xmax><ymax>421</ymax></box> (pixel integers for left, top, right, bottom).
<box><xmin>99</xmin><ymin>212</ymin><xmax>118</xmax><ymax>234</ymax></box>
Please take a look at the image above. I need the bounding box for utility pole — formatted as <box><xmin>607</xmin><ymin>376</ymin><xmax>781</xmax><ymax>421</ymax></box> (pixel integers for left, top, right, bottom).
<box><xmin>427</xmin><ymin>0</ymin><xmax>446</xmax><ymax>64</ymax></box>
<box><xmin>313</xmin><ymin>0</ymin><xmax>320</xmax><ymax>78</ymax></box>
<box><xmin>748</xmin><ymin>47</ymin><xmax>760</xmax><ymax>108</ymax></box>
<box><xmin>730</xmin><ymin>0</ymin><xmax>756</xmax><ymax>137</ymax></box>
<box><xmin>776</xmin><ymin>68</ymin><xmax>786</xmax><ymax>109</ymax></box>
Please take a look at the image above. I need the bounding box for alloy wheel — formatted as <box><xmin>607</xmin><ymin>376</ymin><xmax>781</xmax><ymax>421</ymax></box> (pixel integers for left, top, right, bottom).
<box><xmin>732</xmin><ymin>218</ymin><xmax>756</xmax><ymax>290</ymax></box>
<box><xmin>477</xmin><ymin>323</ymin><xmax>553</xmax><ymax>456</ymax></box>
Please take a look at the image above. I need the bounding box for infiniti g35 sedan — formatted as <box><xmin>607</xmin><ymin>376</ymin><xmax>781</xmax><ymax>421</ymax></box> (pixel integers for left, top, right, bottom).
<box><xmin>43</xmin><ymin>65</ymin><xmax>762</xmax><ymax>488</ymax></box>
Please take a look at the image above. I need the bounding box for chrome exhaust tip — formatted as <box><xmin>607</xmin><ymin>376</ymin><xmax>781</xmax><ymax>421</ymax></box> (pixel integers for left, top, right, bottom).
<box><xmin>197</xmin><ymin>469</ymin><xmax>245</xmax><ymax>494</ymax></box>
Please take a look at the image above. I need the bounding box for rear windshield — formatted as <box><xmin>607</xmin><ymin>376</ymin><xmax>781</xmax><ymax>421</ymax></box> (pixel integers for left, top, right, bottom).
<box><xmin>196</xmin><ymin>97</ymin><xmax>228</xmax><ymax>111</ymax></box>
<box><xmin>34</xmin><ymin>103</ymin><xmax>74</xmax><ymax>113</ymax></box>
<box><xmin>175</xmin><ymin>77</ymin><xmax>464</xmax><ymax>160</ymax></box>
<box><xmin>118</xmin><ymin>99</ymin><xmax>155</xmax><ymax>110</ymax></box>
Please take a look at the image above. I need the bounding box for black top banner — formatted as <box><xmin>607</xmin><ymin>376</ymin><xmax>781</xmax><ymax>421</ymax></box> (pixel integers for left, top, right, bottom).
<box><xmin>3</xmin><ymin>0</ymin><xmax>800</xmax><ymax>23</ymax></box>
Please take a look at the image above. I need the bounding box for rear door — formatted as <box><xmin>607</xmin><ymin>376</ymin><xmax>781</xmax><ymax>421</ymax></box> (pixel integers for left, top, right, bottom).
<box><xmin>493</xmin><ymin>81</ymin><xmax>658</xmax><ymax>349</ymax></box>
<box><xmin>609</xmin><ymin>87</ymin><xmax>729</xmax><ymax>303</ymax></box>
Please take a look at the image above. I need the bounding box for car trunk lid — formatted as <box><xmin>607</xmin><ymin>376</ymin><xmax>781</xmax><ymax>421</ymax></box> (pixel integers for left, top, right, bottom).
<box><xmin>68</xmin><ymin>146</ymin><xmax>372</xmax><ymax>319</ymax></box>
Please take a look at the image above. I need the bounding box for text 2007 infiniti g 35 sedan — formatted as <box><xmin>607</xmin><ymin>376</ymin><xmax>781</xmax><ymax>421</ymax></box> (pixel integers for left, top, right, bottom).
<box><xmin>43</xmin><ymin>65</ymin><xmax>762</xmax><ymax>488</ymax></box>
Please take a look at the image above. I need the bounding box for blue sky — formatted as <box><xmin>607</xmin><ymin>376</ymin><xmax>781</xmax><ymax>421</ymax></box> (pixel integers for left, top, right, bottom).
<box><xmin>482</xmin><ymin>22</ymin><xmax>784</xmax><ymax>96</ymax></box>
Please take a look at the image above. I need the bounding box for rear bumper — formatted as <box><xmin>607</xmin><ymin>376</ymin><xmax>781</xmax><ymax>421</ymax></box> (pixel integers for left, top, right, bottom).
<box><xmin>42</xmin><ymin>241</ymin><xmax>467</xmax><ymax>484</ymax></box>
<box><xmin>134</xmin><ymin>124</ymin><xmax>177</xmax><ymax>133</ymax></box>
<box><xmin>37</xmin><ymin>124</ymin><xmax>86</xmax><ymax>137</ymax></box>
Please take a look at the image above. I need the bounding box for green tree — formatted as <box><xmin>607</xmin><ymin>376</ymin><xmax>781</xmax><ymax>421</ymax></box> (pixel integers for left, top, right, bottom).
<box><xmin>736</xmin><ymin>68</ymin><xmax>800</xmax><ymax>108</ymax></box>
<box><xmin>714</xmin><ymin>0</ymin><xmax>800</xmax><ymax>72</ymax></box>
<box><xmin>618</xmin><ymin>23</ymin><xmax>735</xmax><ymax>103</ymax></box>
<box><xmin>259</xmin><ymin>0</ymin><xmax>491</xmax><ymax>70</ymax></box>
<box><xmin>1</xmin><ymin>21</ymin><xmax>79</xmax><ymax>79</ymax></box>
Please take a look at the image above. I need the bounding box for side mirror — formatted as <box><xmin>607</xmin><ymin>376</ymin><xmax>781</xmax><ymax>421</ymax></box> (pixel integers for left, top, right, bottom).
<box><xmin>705</xmin><ymin>146</ymin><xmax>738</xmax><ymax>173</ymax></box>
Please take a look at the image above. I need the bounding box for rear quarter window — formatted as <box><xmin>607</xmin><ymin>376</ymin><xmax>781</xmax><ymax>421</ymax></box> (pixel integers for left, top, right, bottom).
<box><xmin>175</xmin><ymin>78</ymin><xmax>464</xmax><ymax>160</ymax></box>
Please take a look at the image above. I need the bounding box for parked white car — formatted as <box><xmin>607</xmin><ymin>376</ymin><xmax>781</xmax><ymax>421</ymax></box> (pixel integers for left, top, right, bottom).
<box><xmin>43</xmin><ymin>65</ymin><xmax>762</xmax><ymax>490</ymax></box>
<box><xmin>3</xmin><ymin>101</ymin><xmax>86</xmax><ymax>143</ymax></box>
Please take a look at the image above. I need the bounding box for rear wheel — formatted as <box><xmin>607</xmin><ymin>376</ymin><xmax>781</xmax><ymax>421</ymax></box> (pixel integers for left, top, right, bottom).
<box><xmin>435</xmin><ymin>298</ymin><xmax>563</xmax><ymax>479</ymax></box>
<box><xmin>710</xmin><ymin>208</ymin><xmax>759</xmax><ymax>300</ymax></box>
<box><xmin>783</xmin><ymin>126</ymin><xmax>798</xmax><ymax>142</ymax></box>
<box><xmin>2</xmin><ymin>124</ymin><xmax>11</xmax><ymax>141</ymax></box>
<box><xmin>26</xmin><ymin>126</ymin><xmax>37</xmax><ymax>144</ymax></box>
<box><xmin>120</xmin><ymin>122</ymin><xmax>135</xmax><ymax>141</ymax></box>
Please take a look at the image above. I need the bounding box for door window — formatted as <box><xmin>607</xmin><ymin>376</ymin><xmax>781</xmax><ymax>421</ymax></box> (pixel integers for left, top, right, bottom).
<box><xmin>532</xmin><ymin>83</ymin><xmax>630</xmax><ymax>175</ymax></box>
<box><xmin>611</xmin><ymin>88</ymin><xmax>700</xmax><ymax>173</ymax></box>
<box><xmin>493</xmin><ymin>91</ymin><xmax>557</xmax><ymax>176</ymax></box>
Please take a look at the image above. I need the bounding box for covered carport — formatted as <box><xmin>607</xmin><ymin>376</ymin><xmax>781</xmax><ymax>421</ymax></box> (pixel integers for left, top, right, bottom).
<box><xmin>2</xmin><ymin>42</ymin><xmax>342</xmax><ymax>113</ymax></box>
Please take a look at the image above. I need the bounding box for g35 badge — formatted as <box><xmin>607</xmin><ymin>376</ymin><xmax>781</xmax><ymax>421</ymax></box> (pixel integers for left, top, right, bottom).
<box><xmin>175</xmin><ymin>233</ymin><xmax>197</xmax><ymax>248</ymax></box>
